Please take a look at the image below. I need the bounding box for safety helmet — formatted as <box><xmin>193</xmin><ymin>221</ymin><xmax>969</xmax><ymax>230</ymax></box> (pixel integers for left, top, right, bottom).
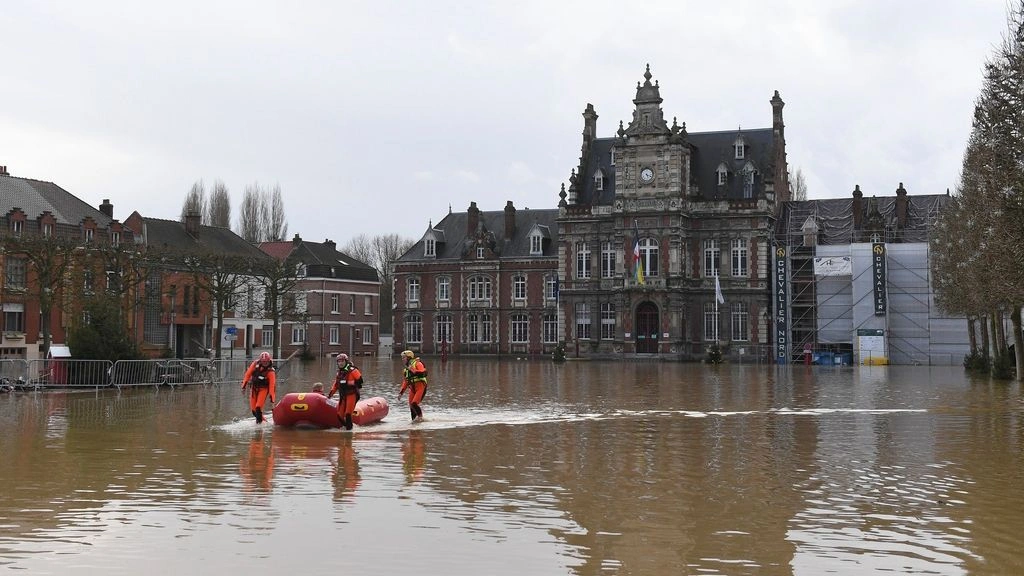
<box><xmin>337</xmin><ymin>353</ymin><xmax>349</xmax><ymax>363</ymax></box>
<box><xmin>401</xmin><ymin>350</ymin><xmax>415</xmax><ymax>360</ymax></box>
<box><xmin>258</xmin><ymin>351</ymin><xmax>272</xmax><ymax>365</ymax></box>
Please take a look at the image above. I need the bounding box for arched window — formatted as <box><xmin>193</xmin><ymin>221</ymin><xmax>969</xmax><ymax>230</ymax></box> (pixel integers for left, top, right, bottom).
<box><xmin>639</xmin><ymin>238</ymin><xmax>659</xmax><ymax>277</ymax></box>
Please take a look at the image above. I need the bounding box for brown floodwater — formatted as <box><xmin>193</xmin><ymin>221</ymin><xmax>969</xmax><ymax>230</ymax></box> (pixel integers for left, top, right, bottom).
<box><xmin>0</xmin><ymin>359</ymin><xmax>1022</xmax><ymax>575</ymax></box>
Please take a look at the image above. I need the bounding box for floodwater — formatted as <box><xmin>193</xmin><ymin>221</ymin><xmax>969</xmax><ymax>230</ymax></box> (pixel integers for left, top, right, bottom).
<box><xmin>1</xmin><ymin>359</ymin><xmax>1022</xmax><ymax>576</ymax></box>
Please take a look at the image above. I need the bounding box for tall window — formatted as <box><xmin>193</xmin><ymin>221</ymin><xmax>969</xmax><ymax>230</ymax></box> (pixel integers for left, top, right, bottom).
<box><xmin>575</xmin><ymin>302</ymin><xmax>591</xmax><ymax>340</ymax></box>
<box><xmin>111</xmin><ymin>231</ymin><xmax>120</xmax><ymax>246</ymax></box>
<box><xmin>435</xmin><ymin>314</ymin><xmax>453</xmax><ymax>344</ymax></box>
<box><xmin>349</xmin><ymin>295</ymin><xmax>356</xmax><ymax>314</ymax></box>
<box><xmin>5</xmin><ymin>257</ymin><xmax>25</xmax><ymax>289</ymax></box>
<box><xmin>703</xmin><ymin>239</ymin><xmax>720</xmax><ymax>277</ymax></box>
<box><xmin>734</xmin><ymin>137</ymin><xmax>745</xmax><ymax>159</ymax></box>
<box><xmin>42</xmin><ymin>223</ymin><xmax>52</xmax><ymax>237</ymax></box>
<box><xmin>601</xmin><ymin>303</ymin><xmax>615</xmax><ymax>340</ymax></box>
<box><xmin>512</xmin><ymin>275</ymin><xmax>526</xmax><ymax>300</ymax></box>
<box><xmin>362</xmin><ymin>327</ymin><xmax>373</xmax><ymax>345</ymax></box>
<box><xmin>405</xmin><ymin>314</ymin><xmax>423</xmax><ymax>344</ymax></box>
<box><xmin>575</xmin><ymin>242</ymin><xmax>591</xmax><ymax>279</ymax></box>
<box><xmin>425</xmin><ymin>238</ymin><xmax>435</xmax><ymax>257</ymax></box>
<box><xmin>469</xmin><ymin>276</ymin><xmax>491</xmax><ymax>301</ymax></box>
<box><xmin>83</xmin><ymin>270</ymin><xmax>94</xmax><ymax>294</ymax></box>
<box><xmin>407</xmin><ymin>278</ymin><xmax>420</xmax><ymax>304</ymax></box>
<box><xmin>731</xmin><ymin>238</ymin><xmax>748</xmax><ymax>277</ymax></box>
<box><xmin>717</xmin><ymin>164</ymin><xmax>728</xmax><ymax>186</ymax></box>
<box><xmin>530</xmin><ymin>234</ymin><xmax>542</xmax><ymax>255</ymax></box>
<box><xmin>703</xmin><ymin>303</ymin><xmax>720</xmax><ymax>341</ymax></box>
<box><xmin>11</xmin><ymin>220</ymin><xmax>22</xmax><ymax>236</ymax></box>
<box><xmin>601</xmin><ymin>242</ymin><xmax>614</xmax><ymax>278</ymax></box>
<box><xmin>291</xmin><ymin>325</ymin><xmax>306</xmax><ymax>344</ymax></box>
<box><xmin>594</xmin><ymin>170</ymin><xmax>604</xmax><ymax>191</ymax></box>
<box><xmin>261</xmin><ymin>325</ymin><xmax>273</xmax><ymax>346</ymax></box>
<box><xmin>477</xmin><ymin>246</ymin><xmax>485</xmax><ymax>259</ymax></box>
<box><xmin>331</xmin><ymin>294</ymin><xmax>340</xmax><ymax>313</ymax></box>
<box><xmin>84</xmin><ymin>228</ymin><xmax>94</xmax><ymax>243</ymax></box>
<box><xmin>511</xmin><ymin>313</ymin><xmax>528</xmax><ymax>343</ymax></box>
<box><xmin>743</xmin><ymin>165</ymin><xmax>755</xmax><ymax>198</ymax></box>
<box><xmin>545</xmin><ymin>275</ymin><xmax>558</xmax><ymax>301</ymax></box>
<box><xmin>543</xmin><ymin>313</ymin><xmax>558</xmax><ymax>344</ymax></box>
<box><xmin>364</xmin><ymin>295</ymin><xmax>372</xmax><ymax>315</ymax></box>
<box><xmin>468</xmin><ymin>313</ymin><xmax>491</xmax><ymax>343</ymax></box>
<box><xmin>438</xmin><ymin>277</ymin><xmax>450</xmax><ymax>302</ymax></box>
<box><xmin>329</xmin><ymin>324</ymin><xmax>340</xmax><ymax>344</ymax></box>
<box><xmin>3</xmin><ymin>304</ymin><xmax>24</xmax><ymax>333</ymax></box>
<box><xmin>731</xmin><ymin>302</ymin><xmax>749</xmax><ymax>341</ymax></box>
<box><xmin>639</xmin><ymin>237</ymin><xmax>659</xmax><ymax>277</ymax></box>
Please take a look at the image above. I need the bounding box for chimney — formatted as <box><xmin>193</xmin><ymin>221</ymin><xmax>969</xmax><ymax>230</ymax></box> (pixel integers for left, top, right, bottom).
<box><xmin>99</xmin><ymin>199</ymin><xmax>113</xmax><ymax>218</ymax></box>
<box><xmin>895</xmin><ymin>182</ymin><xmax>908</xmax><ymax>228</ymax></box>
<box><xmin>852</xmin><ymin>185</ymin><xmax>864</xmax><ymax>230</ymax></box>
<box><xmin>0</xmin><ymin>166</ymin><xmax>8</xmax><ymax>176</ymax></box>
<box><xmin>184</xmin><ymin>210</ymin><xmax>200</xmax><ymax>236</ymax></box>
<box><xmin>467</xmin><ymin>201</ymin><xmax>479</xmax><ymax>235</ymax></box>
<box><xmin>504</xmin><ymin>200</ymin><xmax>516</xmax><ymax>238</ymax></box>
<box><xmin>582</xmin><ymin>103</ymin><xmax>598</xmax><ymax>143</ymax></box>
<box><xmin>325</xmin><ymin>238</ymin><xmax>336</xmax><ymax>251</ymax></box>
<box><xmin>292</xmin><ymin>233</ymin><xmax>302</xmax><ymax>245</ymax></box>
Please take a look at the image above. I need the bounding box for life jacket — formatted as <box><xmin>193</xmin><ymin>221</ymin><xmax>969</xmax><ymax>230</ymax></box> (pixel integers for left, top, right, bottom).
<box><xmin>337</xmin><ymin>362</ymin><xmax>363</xmax><ymax>388</ymax></box>
<box><xmin>251</xmin><ymin>363</ymin><xmax>273</xmax><ymax>388</ymax></box>
<box><xmin>404</xmin><ymin>358</ymin><xmax>427</xmax><ymax>384</ymax></box>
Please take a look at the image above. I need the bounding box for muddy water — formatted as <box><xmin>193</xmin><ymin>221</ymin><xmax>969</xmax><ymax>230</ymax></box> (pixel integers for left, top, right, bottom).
<box><xmin>0</xmin><ymin>360</ymin><xmax>1021</xmax><ymax>575</ymax></box>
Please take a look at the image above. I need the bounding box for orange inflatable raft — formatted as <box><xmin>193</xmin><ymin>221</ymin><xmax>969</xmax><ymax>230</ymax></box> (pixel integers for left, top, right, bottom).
<box><xmin>272</xmin><ymin>393</ymin><xmax>389</xmax><ymax>428</ymax></box>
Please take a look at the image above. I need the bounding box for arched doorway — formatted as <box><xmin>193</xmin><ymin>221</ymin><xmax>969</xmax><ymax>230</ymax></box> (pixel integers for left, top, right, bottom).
<box><xmin>635</xmin><ymin>302</ymin><xmax>659</xmax><ymax>354</ymax></box>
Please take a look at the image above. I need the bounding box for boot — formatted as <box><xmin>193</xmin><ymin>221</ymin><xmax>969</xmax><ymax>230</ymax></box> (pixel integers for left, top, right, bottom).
<box><xmin>345</xmin><ymin>413</ymin><xmax>353</xmax><ymax>431</ymax></box>
<box><xmin>410</xmin><ymin>406</ymin><xmax>418</xmax><ymax>421</ymax></box>
<box><xmin>255</xmin><ymin>407</ymin><xmax>263</xmax><ymax>424</ymax></box>
<box><xmin>415</xmin><ymin>404</ymin><xmax>423</xmax><ymax>419</ymax></box>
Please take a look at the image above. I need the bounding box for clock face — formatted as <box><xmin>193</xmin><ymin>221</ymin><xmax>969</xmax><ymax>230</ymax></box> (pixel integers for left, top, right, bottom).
<box><xmin>640</xmin><ymin>167</ymin><xmax>654</xmax><ymax>183</ymax></box>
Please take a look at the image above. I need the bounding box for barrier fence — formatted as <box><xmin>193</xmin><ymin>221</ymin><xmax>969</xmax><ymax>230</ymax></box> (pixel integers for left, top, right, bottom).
<box><xmin>0</xmin><ymin>357</ymin><xmax>290</xmax><ymax>390</ymax></box>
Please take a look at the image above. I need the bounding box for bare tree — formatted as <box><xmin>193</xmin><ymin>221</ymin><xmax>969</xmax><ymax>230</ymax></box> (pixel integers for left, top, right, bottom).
<box><xmin>236</xmin><ymin>182</ymin><xmax>288</xmax><ymax>243</ymax></box>
<box><xmin>791</xmin><ymin>168</ymin><xmax>808</xmax><ymax>201</ymax></box>
<box><xmin>181</xmin><ymin>180</ymin><xmax>207</xmax><ymax>223</ymax></box>
<box><xmin>251</xmin><ymin>253</ymin><xmax>300</xmax><ymax>358</ymax></box>
<box><xmin>3</xmin><ymin>234</ymin><xmax>79</xmax><ymax>358</ymax></box>
<box><xmin>268</xmin><ymin>183</ymin><xmax>288</xmax><ymax>241</ymax></box>
<box><xmin>184</xmin><ymin>252</ymin><xmax>253</xmax><ymax>359</ymax></box>
<box><xmin>207</xmin><ymin>180</ymin><xmax>231</xmax><ymax>228</ymax></box>
<box><xmin>344</xmin><ymin>233</ymin><xmax>415</xmax><ymax>334</ymax></box>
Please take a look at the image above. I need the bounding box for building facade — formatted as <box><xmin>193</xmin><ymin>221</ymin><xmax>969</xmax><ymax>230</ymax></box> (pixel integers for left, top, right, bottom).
<box><xmin>557</xmin><ymin>66</ymin><xmax>788</xmax><ymax>360</ymax></box>
<box><xmin>392</xmin><ymin>201</ymin><xmax>559</xmax><ymax>356</ymax></box>
<box><xmin>260</xmin><ymin>235</ymin><xmax>380</xmax><ymax>359</ymax></box>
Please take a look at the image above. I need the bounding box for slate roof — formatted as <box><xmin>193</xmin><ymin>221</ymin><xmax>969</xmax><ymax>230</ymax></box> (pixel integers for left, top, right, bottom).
<box><xmin>398</xmin><ymin>206</ymin><xmax>560</xmax><ymax>262</ymax></box>
<box><xmin>576</xmin><ymin>128</ymin><xmax>775</xmax><ymax>205</ymax></box>
<box><xmin>0</xmin><ymin>174</ymin><xmax>114</xmax><ymax>226</ymax></box>
<box><xmin>259</xmin><ymin>239</ymin><xmax>379</xmax><ymax>283</ymax></box>
<box><xmin>142</xmin><ymin>217</ymin><xmax>267</xmax><ymax>258</ymax></box>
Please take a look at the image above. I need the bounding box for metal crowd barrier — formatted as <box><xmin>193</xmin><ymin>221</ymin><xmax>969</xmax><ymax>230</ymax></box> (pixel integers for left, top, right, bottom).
<box><xmin>0</xmin><ymin>357</ymin><xmax>288</xmax><ymax>390</ymax></box>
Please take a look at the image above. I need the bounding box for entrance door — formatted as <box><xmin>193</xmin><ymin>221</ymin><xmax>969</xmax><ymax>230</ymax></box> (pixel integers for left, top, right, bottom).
<box><xmin>635</xmin><ymin>302</ymin><xmax>659</xmax><ymax>354</ymax></box>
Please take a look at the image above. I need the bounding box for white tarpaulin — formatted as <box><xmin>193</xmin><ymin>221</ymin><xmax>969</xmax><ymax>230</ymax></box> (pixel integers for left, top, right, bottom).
<box><xmin>814</xmin><ymin>256</ymin><xmax>852</xmax><ymax>276</ymax></box>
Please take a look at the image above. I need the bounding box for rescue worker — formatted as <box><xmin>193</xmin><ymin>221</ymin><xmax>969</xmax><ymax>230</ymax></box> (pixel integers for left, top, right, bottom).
<box><xmin>397</xmin><ymin>349</ymin><xmax>427</xmax><ymax>421</ymax></box>
<box><xmin>241</xmin><ymin>351</ymin><xmax>277</xmax><ymax>424</ymax></box>
<box><xmin>328</xmin><ymin>353</ymin><xmax>363</xmax><ymax>430</ymax></box>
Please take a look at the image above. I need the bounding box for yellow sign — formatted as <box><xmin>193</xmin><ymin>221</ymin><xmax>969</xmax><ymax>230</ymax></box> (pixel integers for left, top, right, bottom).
<box><xmin>290</xmin><ymin>404</ymin><xmax>309</xmax><ymax>412</ymax></box>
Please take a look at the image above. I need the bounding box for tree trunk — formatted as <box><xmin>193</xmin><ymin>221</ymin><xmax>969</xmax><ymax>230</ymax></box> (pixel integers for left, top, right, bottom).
<box><xmin>967</xmin><ymin>317</ymin><xmax>977</xmax><ymax>355</ymax></box>
<box><xmin>981</xmin><ymin>315</ymin><xmax>991</xmax><ymax>358</ymax></box>
<box><xmin>994</xmin><ymin>309</ymin><xmax>1007</xmax><ymax>355</ymax></box>
<box><xmin>1013</xmin><ymin>306</ymin><xmax>1024</xmax><ymax>380</ymax></box>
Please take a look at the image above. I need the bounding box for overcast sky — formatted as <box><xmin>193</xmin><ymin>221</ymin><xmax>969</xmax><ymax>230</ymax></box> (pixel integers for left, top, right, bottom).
<box><xmin>0</xmin><ymin>0</ymin><xmax>1011</xmax><ymax>249</ymax></box>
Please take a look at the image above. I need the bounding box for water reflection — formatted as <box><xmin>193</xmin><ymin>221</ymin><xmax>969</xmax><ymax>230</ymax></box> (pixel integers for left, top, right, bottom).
<box><xmin>0</xmin><ymin>362</ymin><xmax>1022</xmax><ymax>575</ymax></box>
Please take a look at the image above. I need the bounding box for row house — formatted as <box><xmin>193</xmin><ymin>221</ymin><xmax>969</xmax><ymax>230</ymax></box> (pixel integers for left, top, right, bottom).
<box><xmin>557</xmin><ymin>66</ymin><xmax>787</xmax><ymax>359</ymax></box>
<box><xmin>393</xmin><ymin>201</ymin><xmax>559</xmax><ymax>356</ymax></box>
<box><xmin>0</xmin><ymin>166</ymin><xmax>132</xmax><ymax>360</ymax></box>
<box><xmin>123</xmin><ymin>211</ymin><xmax>273</xmax><ymax>359</ymax></box>
<box><xmin>260</xmin><ymin>235</ymin><xmax>380</xmax><ymax>359</ymax></box>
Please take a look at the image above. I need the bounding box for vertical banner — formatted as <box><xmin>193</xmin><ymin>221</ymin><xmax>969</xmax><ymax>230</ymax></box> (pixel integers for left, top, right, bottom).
<box><xmin>774</xmin><ymin>246</ymin><xmax>789</xmax><ymax>364</ymax></box>
<box><xmin>872</xmin><ymin>243</ymin><xmax>887</xmax><ymax>316</ymax></box>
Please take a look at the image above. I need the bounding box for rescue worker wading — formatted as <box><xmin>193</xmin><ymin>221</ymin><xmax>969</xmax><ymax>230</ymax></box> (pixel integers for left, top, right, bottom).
<box><xmin>328</xmin><ymin>353</ymin><xmax>363</xmax><ymax>430</ymax></box>
<box><xmin>398</xmin><ymin>350</ymin><xmax>427</xmax><ymax>422</ymax></box>
<box><xmin>241</xmin><ymin>352</ymin><xmax>277</xmax><ymax>424</ymax></box>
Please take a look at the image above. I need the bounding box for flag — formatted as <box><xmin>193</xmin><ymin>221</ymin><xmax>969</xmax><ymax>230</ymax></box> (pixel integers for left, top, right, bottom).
<box><xmin>632</xmin><ymin>220</ymin><xmax>645</xmax><ymax>285</ymax></box>
<box><xmin>715</xmin><ymin>274</ymin><xmax>725</xmax><ymax>304</ymax></box>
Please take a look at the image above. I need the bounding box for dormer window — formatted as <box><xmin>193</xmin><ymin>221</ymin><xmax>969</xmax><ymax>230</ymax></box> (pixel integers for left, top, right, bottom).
<box><xmin>594</xmin><ymin>170</ymin><xmax>604</xmax><ymax>191</ymax></box>
<box><xmin>11</xmin><ymin>220</ymin><xmax>21</xmax><ymax>237</ymax></box>
<box><xmin>476</xmin><ymin>246</ymin><xmax>485</xmax><ymax>259</ymax></box>
<box><xmin>111</xmin><ymin>231</ymin><xmax>120</xmax><ymax>246</ymax></box>
<box><xmin>642</xmin><ymin>113</ymin><xmax>650</xmax><ymax>126</ymax></box>
<box><xmin>716</xmin><ymin>164</ymin><xmax>728</xmax><ymax>186</ymax></box>
<box><xmin>84</xmin><ymin>228</ymin><xmax>94</xmax><ymax>243</ymax></box>
<box><xmin>734</xmin><ymin>137</ymin><xmax>745</xmax><ymax>159</ymax></box>
<box><xmin>42</xmin><ymin>223</ymin><xmax>52</xmax><ymax>238</ymax></box>
<box><xmin>610</xmin><ymin>149</ymin><xmax>616</xmax><ymax>165</ymax></box>
<box><xmin>425</xmin><ymin>237</ymin><xmax>436</xmax><ymax>257</ymax></box>
<box><xmin>530</xmin><ymin>233</ymin><xmax>543</xmax><ymax>255</ymax></box>
<box><xmin>742</xmin><ymin>162</ymin><xmax>756</xmax><ymax>198</ymax></box>
<box><xmin>296</xmin><ymin>263</ymin><xmax>307</xmax><ymax>277</ymax></box>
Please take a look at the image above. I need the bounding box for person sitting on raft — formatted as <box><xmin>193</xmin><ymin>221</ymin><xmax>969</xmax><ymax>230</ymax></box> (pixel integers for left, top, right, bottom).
<box><xmin>328</xmin><ymin>353</ymin><xmax>363</xmax><ymax>430</ymax></box>
<box><xmin>241</xmin><ymin>351</ymin><xmax>276</xmax><ymax>424</ymax></box>
<box><xmin>311</xmin><ymin>382</ymin><xmax>325</xmax><ymax>395</ymax></box>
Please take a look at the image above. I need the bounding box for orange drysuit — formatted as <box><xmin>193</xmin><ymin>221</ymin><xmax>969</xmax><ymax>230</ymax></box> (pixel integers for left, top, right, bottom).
<box><xmin>241</xmin><ymin>360</ymin><xmax>277</xmax><ymax>424</ymax></box>
<box><xmin>399</xmin><ymin>355</ymin><xmax>428</xmax><ymax>421</ymax></box>
<box><xmin>329</xmin><ymin>361</ymin><xmax>362</xmax><ymax>430</ymax></box>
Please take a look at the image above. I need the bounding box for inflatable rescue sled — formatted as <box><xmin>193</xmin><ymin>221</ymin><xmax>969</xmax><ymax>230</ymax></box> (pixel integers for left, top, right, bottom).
<box><xmin>272</xmin><ymin>392</ymin><xmax>389</xmax><ymax>428</ymax></box>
